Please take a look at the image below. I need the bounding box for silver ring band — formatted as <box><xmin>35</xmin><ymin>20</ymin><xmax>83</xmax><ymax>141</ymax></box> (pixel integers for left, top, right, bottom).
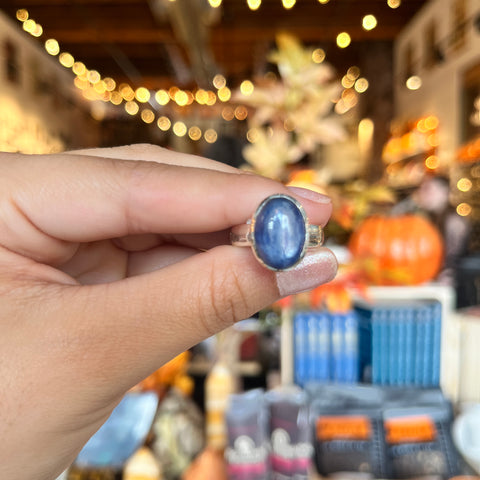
<box><xmin>231</xmin><ymin>223</ymin><xmax>324</xmax><ymax>248</ymax></box>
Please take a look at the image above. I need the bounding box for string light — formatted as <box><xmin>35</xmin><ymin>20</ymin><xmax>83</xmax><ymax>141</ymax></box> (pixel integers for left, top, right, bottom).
<box><xmin>282</xmin><ymin>0</ymin><xmax>296</xmax><ymax>9</ymax></box>
<box><xmin>141</xmin><ymin>109</ymin><xmax>155</xmax><ymax>124</ymax></box>
<box><xmin>406</xmin><ymin>75</ymin><xmax>422</xmax><ymax>90</ymax></box>
<box><xmin>362</xmin><ymin>15</ymin><xmax>377</xmax><ymax>31</ymax></box>
<box><xmin>173</xmin><ymin>121</ymin><xmax>187</xmax><ymax>137</ymax></box>
<box><xmin>157</xmin><ymin>116</ymin><xmax>171</xmax><ymax>131</ymax></box>
<box><xmin>312</xmin><ymin>48</ymin><xmax>326</xmax><ymax>64</ymax></box>
<box><xmin>218</xmin><ymin>86</ymin><xmax>232</xmax><ymax>102</ymax></box>
<box><xmin>336</xmin><ymin>32</ymin><xmax>351</xmax><ymax>48</ymax></box>
<box><xmin>212</xmin><ymin>74</ymin><xmax>226</xmax><ymax>89</ymax></box>
<box><xmin>188</xmin><ymin>126</ymin><xmax>202</xmax><ymax>141</ymax></box>
<box><xmin>45</xmin><ymin>38</ymin><xmax>60</xmax><ymax>56</ymax></box>
<box><xmin>354</xmin><ymin>77</ymin><xmax>369</xmax><ymax>93</ymax></box>
<box><xmin>135</xmin><ymin>87</ymin><xmax>151</xmax><ymax>103</ymax></box>
<box><xmin>59</xmin><ymin>52</ymin><xmax>74</xmax><ymax>68</ymax></box>
<box><xmin>14</xmin><ymin>4</ymin><xmax>369</xmax><ymax>144</ymax></box>
<box><xmin>155</xmin><ymin>90</ymin><xmax>170</xmax><ymax>106</ymax></box>
<box><xmin>247</xmin><ymin>0</ymin><xmax>262</xmax><ymax>10</ymax></box>
<box><xmin>387</xmin><ymin>0</ymin><xmax>401</xmax><ymax>8</ymax></box>
<box><xmin>240</xmin><ymin>80</ymin><xmax>254</xmax><ymax>96</ymax></box>
<box><xmin>125</xmin><ymin>101</ymin><xmax>139</xmax><ymax>115</ymax></box>
<box><xmin>204</xmin><ymin>128</ymin><xmax>218</xmax><ymax>143</ymax></box>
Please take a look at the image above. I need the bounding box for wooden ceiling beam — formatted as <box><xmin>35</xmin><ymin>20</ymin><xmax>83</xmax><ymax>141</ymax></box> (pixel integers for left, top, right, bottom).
<box><xmin>44</xmin><ymin>28</ymin><xmax>175</xmax><ymax>43</ymax></box>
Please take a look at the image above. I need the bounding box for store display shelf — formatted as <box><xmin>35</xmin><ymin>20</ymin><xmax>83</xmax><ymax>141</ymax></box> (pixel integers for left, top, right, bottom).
<box><xmin>280</xmin><ymin>284</ymin><xmax>460</xmax><ymax>400</ymax></box>
<box><xmin>187</xmin><ymin>359</ymin><xmax>262</xmax><ymax>377</ymax></box>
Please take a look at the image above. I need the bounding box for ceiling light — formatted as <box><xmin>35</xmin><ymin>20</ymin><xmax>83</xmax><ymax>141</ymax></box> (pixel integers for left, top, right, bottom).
<box><xmin>354</xmin><ymin>78</ymin><xmax>369</xmax><ymax>93</ymax></box>
<box><xmin>157</xmin><ymin>116</ymin><xmax>171</xmax><ymax>131</ymax></box>
<box><xmin>240</xmin><ymin>80</ymin><xmax>254</xmax><ymax>96</ymax></box>
<box><xmin>362</xmin><ymin>15</ymin><xmax>377</xmax><ymax>31</ymax></box>
<box><xmin>247</xmin><ymin>0</ymin><xmax>261</xmax><ymax>10</ymax></box>
<box><xmin>312</xmin><ymin>48</ymin><xmax>326</xmax><ymax>63</ymax></box>
<box><xmin>388</xmin><ymin>0</ymin><xmax>401</xmax><ymax>8</ymax></box>
<box><xmin>45</xmin><ymin>39</ymin><xmax>60</xmax><ymax>56</ymax></box>
<box><xmin>213</xmin><ymin>74</ymin><xmax>226</xmax><ymax>89</ymax></box>
<box><xmin>282</xmin><ymin>0</ymin><xmax>296</xmax><ymax>9</ymax></box>
<box><xmin>173</xmin><ymin>121</ymin><xmax>187</xmax><ymax>137</ymax></box>
<box><xmin>406</xmin><ymin>75</ymin><xmax>422</xmax><ymax>90</ymax></box>
<box><xmin>336</xmin><ymin>32</ymin><xmax>351</xmax><ymax>48</ymax></box>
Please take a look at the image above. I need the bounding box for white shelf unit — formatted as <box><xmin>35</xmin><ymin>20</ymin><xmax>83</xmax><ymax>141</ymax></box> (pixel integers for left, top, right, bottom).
<box><xmin>280</xmin><ymin>284</ymin><xmax>460</xmax><ymax>401</ymax></box>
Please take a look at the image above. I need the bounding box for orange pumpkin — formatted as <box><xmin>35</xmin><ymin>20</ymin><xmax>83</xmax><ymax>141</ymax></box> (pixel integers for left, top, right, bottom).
<box><xmin>348</xmin><ymin>214</ymin><xmax>444</xmax><ymax>285</ymax></box>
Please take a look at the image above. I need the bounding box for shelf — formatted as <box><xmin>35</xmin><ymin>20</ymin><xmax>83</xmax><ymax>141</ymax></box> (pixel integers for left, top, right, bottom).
<box><xmin>280</xmin><ymin>284</ymin><xmax>460</xmax><ymax>401</ymax></box>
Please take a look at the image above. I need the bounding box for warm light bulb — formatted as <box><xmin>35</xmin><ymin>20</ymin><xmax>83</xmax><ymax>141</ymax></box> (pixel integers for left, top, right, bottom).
<box><xmin>135</xmin><ymin>87</ymin><xmax>151</xmax><ymax>103</ymax></box>
<box><xmin>173</xmin><ymin>121</ymin><xmax>187</xmax><ymax>137</ymax></box>
<box><xmin>141</xmin><ymin>109</ymin><xmax>155</xmax><ymax>124</ymax></box>
<box><xmin>72</xmin><ymin>62</ymin><xmax>86</xmax><ymax>76</ymax></box>
<box><xmin>362</xmin><ymin>14</ymin><xmax>377</xmax><ymax>31</ymax></box>
<box><xmin>457</xmin><ymin>203</ymin><xmax>472</xmax><ymax>216</ymax></box>
<box><xmin>222</xmin><ymin>106</ymin><xmax>235</xmax><ymax>121</ymax></box>
<box><xmin>174</xmin><ymin>90</ymin><xmax>189</xmax><ymax>106</ymax></box>
<box><xmin>457</xmin><ymin>178</ymin><xmax>472</xmax><ymax>192</ymax></box>
<box><xmin>188</xmin><ymin>126</ymin><xmax>202</xmax><ymax>141</ymax></box>
<box><xmin>110</xmin><ymin>91</ymin><xmax>123</xmax><ymax>105</ymax></box>
<box><xmin>32</xmin><ymin>24</ymin><xmax>43</xmax><ymax>37</ymax></box>
<box><xmin>247</xmin><ymin>0</ymin><xmax>261</xmax><ymax>10</ymax></box>
<box><xmin>213</xmin><ymin>74</ymin><xmax>226</xmax><ymax>89</ymax></box>
<box><xmin>22</xmin><ymin>19</ymin><xmax>36</xmax><ymax>33</ymax></box>
<box><xmin>195</xmin><ymin>89</ymin><xmax>208</xmax><ymax>105</ymax></box>
<box><xmin>59</xmin><ymin>52</ymin><xmax>75</xmax><ymax>68</ymax></box>
<box><xmin>218</xmin><ymin>86</ymin><xmax>231</xmax><ymax>102</ymax></box>
<box><xmin>103</xmin><ymin>77</ymin><xmax>116</xmax><ymax>91</ymax></box>
<box><xmin>282</xmin><ymin>0</ymin><xmax>296</xmax><ymax>9</ymax></box>
<box><xmin>204</xmin><ymin>128</ymin><xmax>218</xmax><ymax>143</ymax></box>
<box><xmin>125</xmin><ymin>101</ymin><xmax>139</xmax><ymax>115</ymax></box>
<box><xmin>157</xmin><ymin>116</ymin><xmax>171</xmax><ymax>131</ymax></box>
<box><xmin>45</xmin><ymin>39</ymin><xmax>60</xmax><ymax>56</ymax></box>
<box><xmin>155</xmin><ymin>89</ymin><xmax>170</xmax><ymax>105</ymax></box>
<box><xmin>206</xmin><ymin>91</ymin><xmax>217</xmax><ymax>106</ymax></box>
<box><xmin>87</xmin><ymin>70</ymin><xmax>101</xmax><ymax>84</ymax></box>
<box><xmin>341</xmin><ymin>75</ymin><xmax>355</xmax><ymax>89</ymax></box>
<box><xmin>406</xmin><ymin>75</ymin><xmax>422</xmax><ymax>90</ymax></box>
<box><xmin>208</xmin><ymin>0</ymin><xmax>222</xmax><ymax>7</ymax></box>
<box><xmin>355</xmin><ymin>78</ymin><xmax>369</xmax><ymax>93</ymax></box>
<box><xmin>336</xmin><ymin>32</ymin><xmax>351</xmax><ymax>48</ymax></box>
<box><xmin>240</xmin><ymin>80</ymin><xmax>254</xmax><ymax>96</ymax></box>
<box><xmin>388</xmin><ymin>0</ymin><xmax>401</xmax><ymax>8</ymax></box>
<box><xmin>312</xmin><ymin>48</ymin><xmax>326</xmax><ymax>63</ymax></box>
<box><xmin>234</xmin><ymin>106</ymin><xmax>248</xmax><ymax>120</ymax></box>
<box><xmin>16</xmin><ymin>9</ymin><xmax>29</xmax><ymax>22</ymax></box>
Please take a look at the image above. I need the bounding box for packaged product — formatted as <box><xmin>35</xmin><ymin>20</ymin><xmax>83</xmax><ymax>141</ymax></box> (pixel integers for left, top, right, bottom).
<box><xmin>225</xmin><ymin>389</ymin><xmax>270</xmax><ymax>480</ymax></box>
<box><xmin>266</xmin><ymin>387</ymin><xmax>313</xmax><ymax>480</ymax></box>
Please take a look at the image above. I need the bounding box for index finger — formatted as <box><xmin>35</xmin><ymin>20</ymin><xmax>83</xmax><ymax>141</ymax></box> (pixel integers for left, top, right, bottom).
<box><xmin>1</xmin><ymin>150</ymin><xmax>332</xmax><ymax>264</ymax></box>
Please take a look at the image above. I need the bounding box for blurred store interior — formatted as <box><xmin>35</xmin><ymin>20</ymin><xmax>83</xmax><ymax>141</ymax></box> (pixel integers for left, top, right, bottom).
<box><xmin>1</xmin><ymin>0</ymin><xmax>480</xmax><ymax>479</ymax></box>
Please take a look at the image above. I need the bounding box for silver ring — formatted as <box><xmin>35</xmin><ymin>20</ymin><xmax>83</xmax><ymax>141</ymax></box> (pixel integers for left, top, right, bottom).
<box><xmin>230</xmin><ymin>193</ymin><xmax>324</xmax><ymax>271</ymax></box>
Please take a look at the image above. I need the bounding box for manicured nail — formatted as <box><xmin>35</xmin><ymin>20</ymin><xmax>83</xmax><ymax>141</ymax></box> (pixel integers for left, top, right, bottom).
<box><xmin>276</xmin><ymin>249</ymin><xmax>338</xmax><ymax>297</ymax></box>
<box><xmin>287</xmin><ymin>186</ymin><xmax>332</xmax><ymax>204</ymax></box>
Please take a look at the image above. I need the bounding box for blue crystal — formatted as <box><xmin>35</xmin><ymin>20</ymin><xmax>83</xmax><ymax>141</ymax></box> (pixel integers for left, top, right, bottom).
<box><xmin>253</xmin><ymin>195</ymin><xmax>307</xmax><ymax>270</ymax></box>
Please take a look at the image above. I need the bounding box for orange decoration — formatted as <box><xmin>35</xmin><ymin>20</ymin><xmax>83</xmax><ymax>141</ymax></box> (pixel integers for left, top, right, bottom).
<box><xmin>348</xmin><ymin>214</ymin><xmax>444</xmax><ymax>285</ymax></box>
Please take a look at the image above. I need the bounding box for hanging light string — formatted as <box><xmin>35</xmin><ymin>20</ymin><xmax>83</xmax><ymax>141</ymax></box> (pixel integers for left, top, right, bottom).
<box><xmin>14</xmin><ymin>8</ymin><xmax>245</xmax><ymax>143</ymax></box>
<box><xmin>15</xmin><ymin>3</ymin><xmax>375</xmax><ymax>141</ymax></box>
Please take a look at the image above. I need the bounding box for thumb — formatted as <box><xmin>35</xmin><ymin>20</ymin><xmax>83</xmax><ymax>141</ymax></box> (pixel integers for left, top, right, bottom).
<box><xmin>55</xmin><ymin>244</ymin><xmax>337</xmax><ymax>395</ymax></box>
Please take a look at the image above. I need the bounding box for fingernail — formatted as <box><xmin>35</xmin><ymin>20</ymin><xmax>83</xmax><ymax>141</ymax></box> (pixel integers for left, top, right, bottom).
<box><xmin>287</xmin><ymin>186</ymin><xmax>331</xmax><ymax>204</ymax></box>
<box><xmin>276</xmin><ymin>249</ymin><xmax>338</xmax><ymax>297</ymax></box>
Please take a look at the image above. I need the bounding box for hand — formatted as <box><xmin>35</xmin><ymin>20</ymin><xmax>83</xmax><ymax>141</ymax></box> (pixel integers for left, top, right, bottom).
<box><xmin>0</xmin><ymin>144</ymin><xmax>337</xmax><ymax>479</ymax></box>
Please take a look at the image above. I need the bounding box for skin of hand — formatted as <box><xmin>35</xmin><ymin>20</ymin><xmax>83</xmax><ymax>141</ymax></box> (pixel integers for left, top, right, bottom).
<box><xmin>0</xmin><ymin>144</ymin><xmax>337</xmax><ymax>480</ymax></box>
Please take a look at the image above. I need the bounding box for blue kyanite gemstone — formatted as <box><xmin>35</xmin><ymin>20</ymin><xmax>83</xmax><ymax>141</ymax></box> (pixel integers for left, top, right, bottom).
<box><xmin>253</xmin><ymin>195</ymin><xmax>307</xmax><ymax>270</ymax></box>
